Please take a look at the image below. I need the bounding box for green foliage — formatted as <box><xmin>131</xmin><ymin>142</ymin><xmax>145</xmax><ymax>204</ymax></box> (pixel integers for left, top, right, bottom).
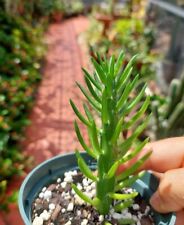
<box><xmin>0</xmin><ymin>10</ymin><xmax>45</xmax><ymax>209</ymax></box>
<box><xmin>51</xmin><ymin>0</ymin><xmax>65</xmax><ymax>12</ymax></box>
<box><xmin>71</xmin><ymin>52</ymin><xmax>151</xmax><ymax>216</ymax></box>
<box><xmin>151</xmin><ymin>75</ymin><xmax>184</xmax><ymax>139</ymax></box>
<box><xmin>24</xmin><ymin>0</ymin><xmax>83</xmax><ymax>21</ymax></box>
<box><xmin>85</xmin><ymin>15</ymin><xmax>157</xmax><ymax>84</ymax></box>
<box><xmin>63</xmin><ymin>0</ymin><xmax>84</xmax><ymax>16</ymax></box>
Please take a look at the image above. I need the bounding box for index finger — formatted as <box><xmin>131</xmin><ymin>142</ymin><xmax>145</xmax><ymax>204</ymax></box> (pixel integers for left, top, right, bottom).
<box><xmin>117</xmin><ymin>137</ymin><xmax>184</xmax><ymax>174</ymax></box>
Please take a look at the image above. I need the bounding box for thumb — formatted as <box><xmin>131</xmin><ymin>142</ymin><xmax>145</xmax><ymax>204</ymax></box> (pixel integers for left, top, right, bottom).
<box><xmin>150</xmin><ymin>191</ymin><xmax>167</xmax><ymax>213</ymax></box>
<box><xmin>150</xmin><ymin>169</ymin><xmax>184</xmax><ymax>213</ymax></box>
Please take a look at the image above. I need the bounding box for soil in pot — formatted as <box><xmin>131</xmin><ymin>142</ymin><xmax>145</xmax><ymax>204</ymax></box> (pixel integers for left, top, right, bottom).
<box><xmin>31</xmin><ymin>170</ymin><xmax>155</xmax><ymax>225</ymax></box>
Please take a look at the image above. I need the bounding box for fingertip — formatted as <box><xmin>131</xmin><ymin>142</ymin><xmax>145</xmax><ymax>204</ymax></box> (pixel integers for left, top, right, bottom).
<box><xmin>150</xmin><ymin>191</ymin><xmax>167</xmax><ymax>213</ymax></box>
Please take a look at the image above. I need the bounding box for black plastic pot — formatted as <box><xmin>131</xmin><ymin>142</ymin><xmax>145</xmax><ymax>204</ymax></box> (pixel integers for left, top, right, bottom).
<box><xmin>19</xmin><ymin>153</ymin><xmax>176</xmax><ymax>225</ymax></box>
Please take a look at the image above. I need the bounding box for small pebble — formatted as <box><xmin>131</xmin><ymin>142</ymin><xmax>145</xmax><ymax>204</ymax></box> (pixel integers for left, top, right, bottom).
<box><xmin>65</xmin><ymin>221</ymin><xmax>71</xmax><ymax>225</ymax></box>
<box><xmin>76</xmin><ymin>183</ymin><xmax>83</xmax><ymax>190</ymax></box>
<box><xmin>40</xmin><ymin>210</ymin><xmax>50</xmax><ymax>221</ymax></box>
<box><xmin>67</xmin><ymin>202</ymin><xmax>74</xmax><ymax>211</ymax></box>
<box><xmin>77</xmin><ymin>210</ymin><xmax>81</xmax><ymax>216</ymax></box>
<box><xmin>99</xmin><ymin>215</ymin><xmax>104</xmax><ymax>222</ymax></box>
<box><xmin>42</xmin><ymin>187</ymin><xmax>46</xmax><ymax>192</ymax></box>
<box><xmin>49</xmin><ymin>203</ymin><xmax>55</xmax><ymax>210</ymax></box>
<box><xmin>61</xmin><ymin>182</ymin><xmax>67</xmax><ymax>189</ymax></box>
<box><xmin>32</xmin><ymin>216</ymin><xmax>43</xmax><ymax>225</ymax></box>
<box><xmin>64</xmin><ymin>176</ymin><xmax>73</xmax><ymax>183</ymax></box>
<box><xmin>82</xmin><ymin>178</ymin><xmax>88</xmax><ymax>187</ymax></box>
<box><xmin>57</xmin><ymin>178</ymin><xmax>61</xmax><ymax>183</ymax></box>
<box><xmin>81</xmin><ymin>219</ymin><xmax>88</xmax><ymax>225</ymax></box>
<box><xmin>61</xmin><ymin>208</ymin><xmax>66</xmax><ymax>213</ymax></box>
<box><xmin>82</xmin><ymin>209</ymin><xmax>88</xmax><ymax>218</ymax></box>
<box><xmin>43</xmin><ymin>190</ymin><xmax>52</xmax><ymax>200</ymax></box>
<box><xmin>39</xmin><ymin>192</ymin><xmax>44</xmax><ymax>199</ymax></box>
<box><xmin>74</xmin><ymin>194</ymin><xmax>84</xmax><ymax>205</ymax></box>
<box><xmin>133</xmin><ymin>204</ymin><xmax>140</xmax><ymax>210</ymax></box>
<box><xmin>112</xmin><ymin>212</ymin><xmax>123</xmax><ymax>220</ymax></box>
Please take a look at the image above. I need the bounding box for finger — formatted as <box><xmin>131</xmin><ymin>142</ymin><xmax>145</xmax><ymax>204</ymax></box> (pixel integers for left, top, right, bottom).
<box><xmin>176</xmin><ymin>210</ymin><xmax>184</xmax><ymax>225</ymax></box>
<box><xmin>145</xmin><ymin>137</ymin><xmax>184</xmax><ymax>172</ymax></box>
<box><xmin>118</xmin><ymin>137</ymin><xmax>184</xmax><ymax>174</ymax></box>
<box><xmin>150</xmin><ymin>177</ymin><xmax>184</xmax><ymax>214</ymax></box>
<box><xmin>150</xmin><ymin>191</ymin><xmax>170</xmax><ymax>213</ymax></box>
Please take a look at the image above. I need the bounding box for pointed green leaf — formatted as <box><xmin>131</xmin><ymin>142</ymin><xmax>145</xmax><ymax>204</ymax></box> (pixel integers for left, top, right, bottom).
<box><xmin>76</xmin><ymin>82</ymin><xmax>101</xmax><ymax>112</ymax></box>
<box><xmin>74</xmin><ymin>121</ymin><xmax>97</xmax><ymax>159</ymax></box>
<box><xmin>115</xmin><ymin>51</ymin><xmax>125</xmax><ymax>75</ymax></box>
<box><xmin>109</xmin><ymin>192</ymin><xmax>138</xmax><ymax>200</ymax></box>
<box><xmin>114</xmin><ymin>199</ymin><xmax>133</xmax><ymax>212</ymax></box>
<box><xmin>117</xmin><ymin>67</ymin><xmax>133</xmax><ymax>91</ymax></box>
<box><xmin>120</xmin><ymin>84</ymin><xmax>147</xmax><ymax>116</ymax></box>
<box><xmin>117</xmin><ymin>151</ymin><xmax>152</xmax><ymax>181</ymax></box>
<box><xmin>105</xmin><ymin>161</ymin><xmax>119</xmax><ymax>179</ymax></box>
<box><xmin>70</xmin><ymin>100</ymin><xmax>90</xmax><ymax>126</ymax></box>
<box><xmin>84</xmin><ymin>76</ymin><xmax>102</xmax><ymax>103</ymax></box>
<box><xmin>119</xmin><ymin>115</ymin><xmax>150</xmax><ymax>156</ymax></box>
<box><xmin>88</xmin><ymin>121</ymin><xmax>101</xmax><ymax>154</ymax></box>
<box><xmin>102</xmin><ymin>89</ymin><xmax>109</xmax><ymax>124</ymax></box>
<box><xmin>83</xmin><ymin>103</ymin><xmax>94</xmax><ymax>122</ymax></box>
<box><xmin>117</xmin><ymin>74</ymin><xmax>139</xmax><ymax>111</ymax></box>
<box><xmin>75</xmin><ymin>150</ymin><xmax>97</xmax><ymax>181</ymax></box>
<box><xmin>111</xmin><ymin>116</ymin><xmax>124</xmax><ymax>144</ymax></box>
<box><xmin>91</xmin><ymin>58</ymin><xmax>106</xmax><ymax>84</ymax></box>
<box><xmin>109</xmin><ymin>55</ymin><xmax>115</xmax><ymax>77</ymax></box>
<box><xmin>120</xmin><ymin>138</ymin><xmax>149</xmax><ymax>164</ymax></box>
<box><xmin>82</xmin><ymin>68</ymin><xmax>102</xmax><ymax>91</ymax></box>
<box><xmin>115</xmin><ymin>171</ymin><xmax>145</xmax><ymax>191</ymax></box>
<box><xmin>117</xmin><ymin>54</ymin><xmax>138</xmax><ymax>89</ymax></box>
<box><xmin>72</xmin><ymin>183</ymin><xmax>95</xmax><ymax>206</ymax></box>
<box><xmin>122</xmin><ymin>96</ymin><xmax>150</xmax><ymax>131</ymax></box>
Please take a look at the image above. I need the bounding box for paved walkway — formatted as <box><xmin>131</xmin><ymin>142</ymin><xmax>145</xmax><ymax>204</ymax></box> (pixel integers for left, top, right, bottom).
<box><xmin>1</xmin><ymin>16</ymin><xmax>89</xmax><ymax>225</ymax></box>
<box><xmin>24</xmin><ymin>16</ymin><xmax>89</xmax><ymax>164</ymax></box>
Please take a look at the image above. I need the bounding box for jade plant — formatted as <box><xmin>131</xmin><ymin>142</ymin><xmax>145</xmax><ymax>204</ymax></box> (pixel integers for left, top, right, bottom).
<box><xmin>151</xmin><ymin>75</ymin><xmax>184</xmax><ymax>139</ymax></box>
<box><xmin>70</xmin><ymin>51</ymin><xmax>151</xmax><ymax>217</ymax></box>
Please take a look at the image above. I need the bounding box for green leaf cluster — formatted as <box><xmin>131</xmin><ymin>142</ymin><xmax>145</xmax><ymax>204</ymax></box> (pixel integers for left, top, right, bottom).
<box><xmin>71</xmin><ymin>51</ymin><xmax>151</xmax><ymax>215</ymax></box>
<box><xmin>151</xmin><ymin>75</ymin><xmax>184</xmax><ymax>139</ymax></box>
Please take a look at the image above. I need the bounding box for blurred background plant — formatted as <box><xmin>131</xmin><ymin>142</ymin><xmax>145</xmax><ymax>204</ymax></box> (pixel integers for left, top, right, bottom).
<box><xmin>0</xmin><ymin>8</ymin><xmax>45</xmax><ymax>210</ymax></box>
<box><xmin>150</xmin><ymin>75</ymin><xmax>184</xmax><ymax>140</ymax></box>
<box><xmin>63</xmin><ymin>0</ymin><xmax>84</xmax><ymax>17</ymax></box>
<box><xmin>84</xmin><ymin>4</ymin><xmax>158</xmax><ymax>86</ymax></box>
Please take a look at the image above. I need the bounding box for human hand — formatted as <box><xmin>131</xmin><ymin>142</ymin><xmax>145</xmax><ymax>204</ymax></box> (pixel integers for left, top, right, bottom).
<box><xmin>118</xmin><ymin>137</ymin><xmax>184</xmax><ymax>225</ymax></box>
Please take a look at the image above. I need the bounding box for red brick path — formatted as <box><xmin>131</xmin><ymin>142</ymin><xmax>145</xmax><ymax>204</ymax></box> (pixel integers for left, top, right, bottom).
<box><xmin>1</xmin><ymin>16</ymin><xmax>89</xmax><ymax>225</ymax></box>
<box><xmin>23</xmin><ymin>16</ymin><xmax>89</xmax><ymax>165</ymax></box>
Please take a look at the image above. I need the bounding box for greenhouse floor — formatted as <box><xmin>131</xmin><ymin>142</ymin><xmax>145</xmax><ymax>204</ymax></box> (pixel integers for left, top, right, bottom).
<box><xmin>1</xmin><ymin>16</ymin><xmax>89</xmax><ymax>225</ymax></box>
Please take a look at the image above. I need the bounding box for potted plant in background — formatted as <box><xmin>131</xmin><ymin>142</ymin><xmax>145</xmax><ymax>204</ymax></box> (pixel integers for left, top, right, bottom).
<box><xmin>150</xmin><ymin>75</ymin><xmax>184</xmax><ymax>140</ymax></box>
<box><xmin>19</xmin><ymin>52</ymin><xmax>176</xmax><ymax>225</ymax></box>
<box><xmin>51</xmin><ymin>0</ymin><xmax>65</xmax><ymax>23</ymax></box>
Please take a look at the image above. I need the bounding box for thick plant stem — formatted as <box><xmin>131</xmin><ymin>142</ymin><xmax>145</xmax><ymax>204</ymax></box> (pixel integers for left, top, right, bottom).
<box><xmin>96</xmin><ymin>88</ymin><xmax>118</xmax><ymax>215</ymax></box>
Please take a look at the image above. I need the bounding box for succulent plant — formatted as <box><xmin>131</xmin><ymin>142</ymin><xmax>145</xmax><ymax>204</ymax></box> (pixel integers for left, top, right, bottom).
<box><xmin>70</xmin><ymin>51</ymin><xmax>151</xmax><ymax>216</ymax></box>
<box><xmin>151</xmin><ymin>75</ymin><xmax>184</xmax><ymax>139</ymax></box>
